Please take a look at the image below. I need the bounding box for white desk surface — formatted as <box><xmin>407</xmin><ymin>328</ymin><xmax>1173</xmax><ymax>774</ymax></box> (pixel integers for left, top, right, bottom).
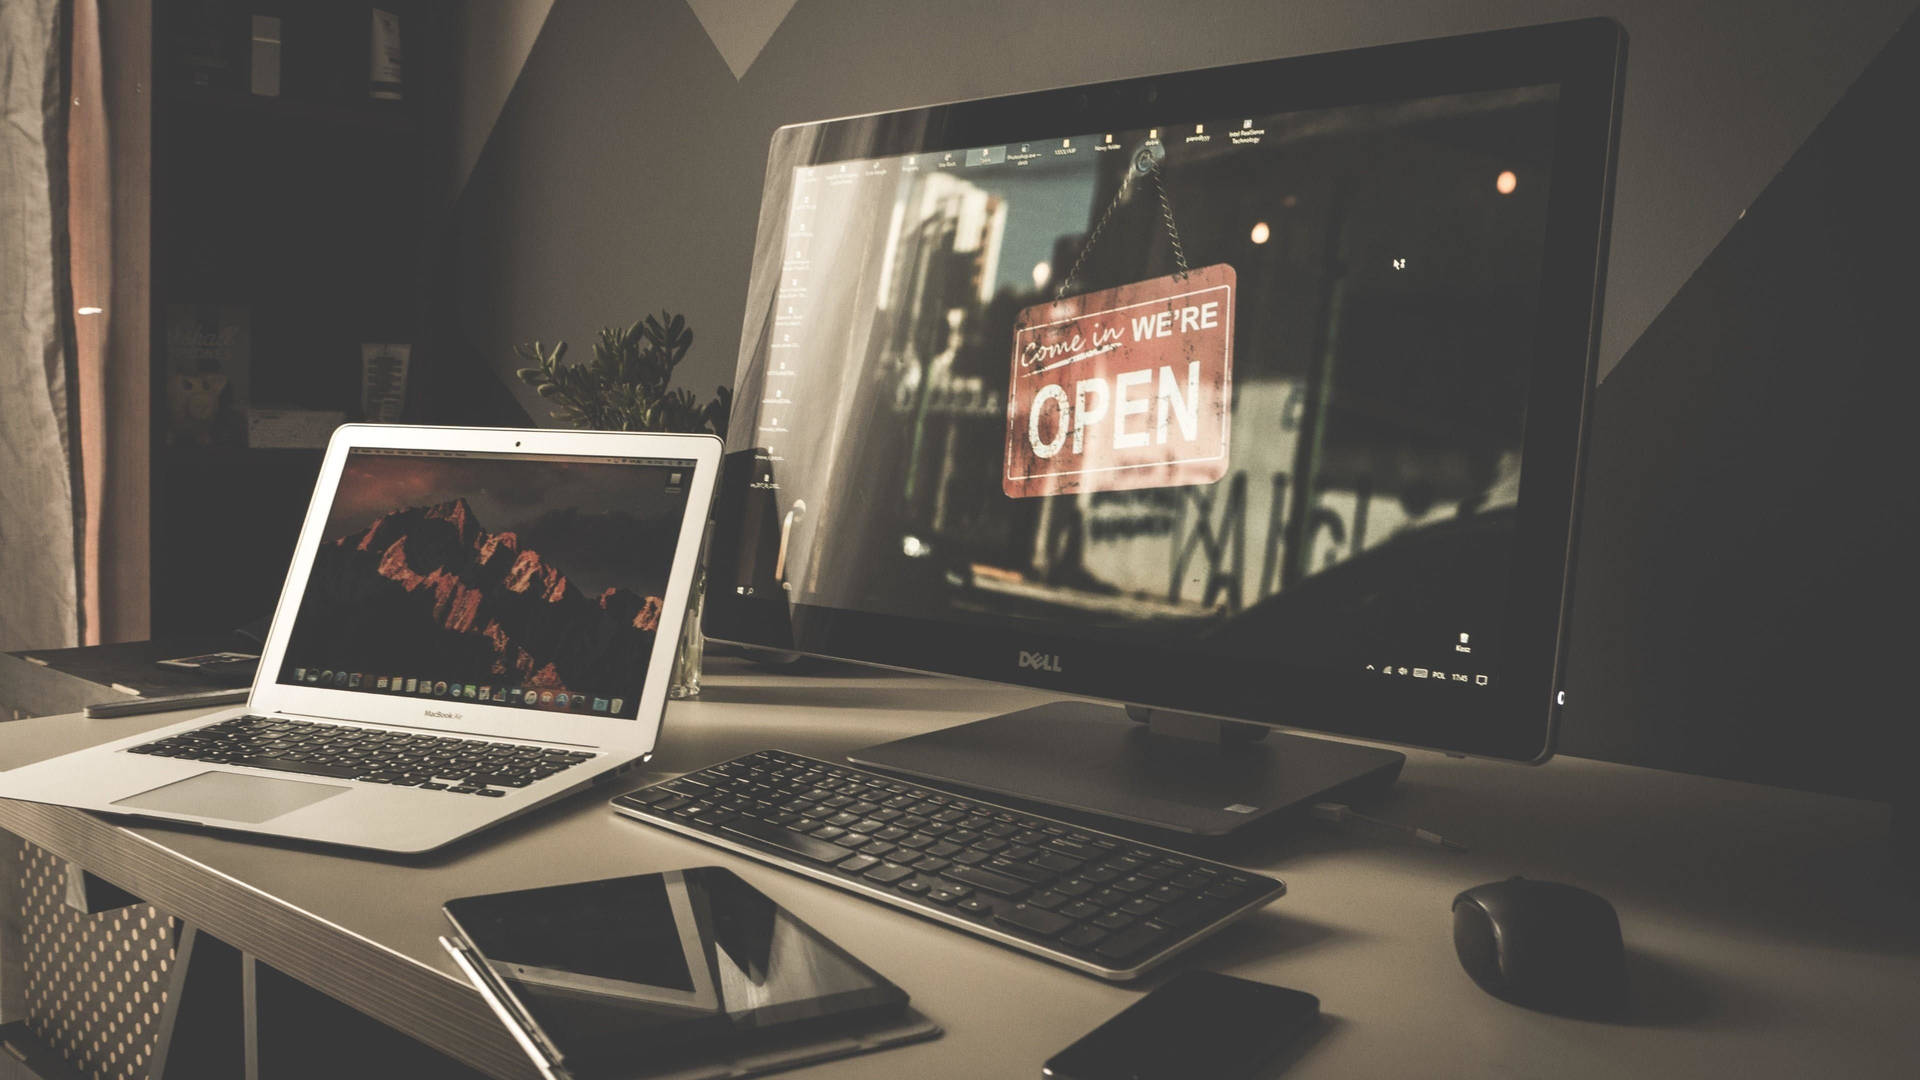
<box><xmin>1</xmin><ymin>658</ymin><xmax>1914</xmax><ymax>1078</ymax></box>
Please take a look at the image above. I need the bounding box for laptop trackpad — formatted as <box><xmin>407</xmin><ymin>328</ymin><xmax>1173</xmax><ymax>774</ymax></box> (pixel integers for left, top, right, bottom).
<box><xmin>114</xmin><ymin>771</ymin><xmax>350</xmax><ymax>824</ymax></box>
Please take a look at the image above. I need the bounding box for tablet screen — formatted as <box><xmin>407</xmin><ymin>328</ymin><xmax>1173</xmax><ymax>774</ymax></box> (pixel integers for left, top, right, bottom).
<box><xmin>444</xmin><ymin>868</ymin><xmax>907</xmax><ymax>1075</ymax></box>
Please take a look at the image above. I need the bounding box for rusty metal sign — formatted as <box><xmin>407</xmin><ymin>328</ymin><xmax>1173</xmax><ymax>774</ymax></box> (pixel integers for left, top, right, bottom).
<box><xmin>1004</xmin><ymin>264</ymin><xmax>1235</xmax><ymax>499</ymax></box>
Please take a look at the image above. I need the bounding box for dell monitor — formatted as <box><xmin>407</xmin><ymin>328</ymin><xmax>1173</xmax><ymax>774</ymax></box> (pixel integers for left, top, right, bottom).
<box><xmin>704</xmin><ymin>19</ymin><xmax>1627</xmax><ymax>836</ymax></box>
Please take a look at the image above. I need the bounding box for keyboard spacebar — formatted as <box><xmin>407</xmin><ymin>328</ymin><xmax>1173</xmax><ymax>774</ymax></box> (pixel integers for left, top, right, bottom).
<box><xmin>722</xmin><ymin>818</ymin><xmax>850</xmax><ymax>864</ymax></box>
<box><xmin>225</xmin><ymin>756</ymin><xmax>362</xmax><ymax>779</ymax></box>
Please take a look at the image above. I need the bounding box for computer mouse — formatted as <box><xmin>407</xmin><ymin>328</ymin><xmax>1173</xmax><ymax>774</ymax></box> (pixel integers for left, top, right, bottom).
<box><xmin>1452</xmin><ymin>877</ymin><xmax>1626</xmax><ymax>1017</ymax></box>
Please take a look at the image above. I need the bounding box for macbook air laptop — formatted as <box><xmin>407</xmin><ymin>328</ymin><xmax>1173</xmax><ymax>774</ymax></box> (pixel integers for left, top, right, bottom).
<box><xmin>0</xmin><ymin>424</ymin><xmax>721</xmax><ymax>853</ymax></box>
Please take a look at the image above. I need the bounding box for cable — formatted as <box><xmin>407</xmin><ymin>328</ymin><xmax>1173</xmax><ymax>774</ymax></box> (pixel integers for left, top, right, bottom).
<box><xmin>1310</xmin><ymin>802</ymin><xmax>1469</xmax><ymax>852</ymax></box>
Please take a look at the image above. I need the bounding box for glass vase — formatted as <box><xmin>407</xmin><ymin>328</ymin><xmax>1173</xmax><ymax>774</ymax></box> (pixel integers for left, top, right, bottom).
<box><xmin>668</xmin><ymin>566</ymin><xmax>705</xmax><ymax>699</ymax></box>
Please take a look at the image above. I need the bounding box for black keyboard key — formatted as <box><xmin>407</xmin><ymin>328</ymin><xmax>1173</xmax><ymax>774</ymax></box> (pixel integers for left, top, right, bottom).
<box><xmin>836</xmin><ymin>854</ymin><xmax>881</xmax><ymax>875</ymax></box>
<box><xmin>1119</xmin><ymin>898</ymin><xmax>1162</xmax><ymax>917</ymax></box>
<box><xmin>984</xmin><ymin>858</ymin><xmax>1053</xmax><ymax>885</ymax></box>
<box><xmin>228</xmin><ymin>756</ymin><xmax>361</xmax><ymax>779</ymax></box>
<box><xmin>1059</xmin><ymin>925</ymin><xmax>1109</xmax><ymax>950</ymax></box>
<box><xmin>863</xmin><ymin>862</ymin><xmax>914</xmax><ymax>884</ymax></box>
<box><xmin>942</xmin><ymin>864</ymin><xmax>1030</xmax><ymax>898</ymax></box>
<box><xmin>722</xmin><ymin>818</ymin><xmax>853</xmax><ymax>864</ymax></box>
<box><xmin>1060</xmin><ymin>900</ymin><xmax>1103</xmax><ymax>920</ymax></box>
<box><xmin>925</xmin><ymin>885</ymin><xmax>968</xmax><ymax>905</ymax></box>
<box><xmin>1032</xmin><ymin>851</ymin><xmax>1084</xmax><ymax>874</ymax></box>
<box><xmin>475</xmin><ymin>789</ymin><xmax>507</xmax><ymax>798</ymax></box>
<box><xmin>1027</xmin><ymin>890</ymin><xmax>1067</xmax><ymax>910</ymax></box>
<box><xmin>995</xmin><ymin>904</ymin><xmax>1074</xmax><ymax>938</ymax></box>
<box><xmin>1154</xmin><ymin>899</ymin><xmax>1229</xmax><ymax>929</ymax></box>
<box><xmin>1091</xmin><ymin>911</ymin><xmax>1134</xmax><ymax>931</ymax></box>
<box><xmin>956</xmin><ymin>896</ymin><xmax>992</xmax><ymax>915</ymax></box>
<box><xmin>1093</xmin><ymin>924</ymin><xmax>1171</xmax><ymax>964</ymax></box>
<box><xmin>911</xmin><ymin>856</ymin><xmax>951</xmax><ymax>873</ymax></box>
<box><xmin>896</xmin><ymin>877</ymin><xmax>933</xmax><ymax>895</ymax></box>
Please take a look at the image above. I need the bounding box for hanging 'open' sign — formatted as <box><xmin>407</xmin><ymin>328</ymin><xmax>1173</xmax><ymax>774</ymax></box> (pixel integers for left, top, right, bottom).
<box><xmin>1003</xmin><ymin>264</ymin><xmax>1235</xmax><ymax>499</ymax></box>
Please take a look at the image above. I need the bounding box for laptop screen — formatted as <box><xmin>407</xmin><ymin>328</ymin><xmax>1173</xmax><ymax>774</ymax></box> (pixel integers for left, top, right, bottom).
<box><xmin>274</xmin><ymin>447</ymin><xmax>698</xmax><ymax>721</ymax></box>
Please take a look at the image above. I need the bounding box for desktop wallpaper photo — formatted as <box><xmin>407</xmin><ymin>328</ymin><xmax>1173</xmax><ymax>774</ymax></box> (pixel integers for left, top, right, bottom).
<box><xmin>277</xmin><ymin>450</ymin><xmax>693</xmax><ymax>715</ymax></box>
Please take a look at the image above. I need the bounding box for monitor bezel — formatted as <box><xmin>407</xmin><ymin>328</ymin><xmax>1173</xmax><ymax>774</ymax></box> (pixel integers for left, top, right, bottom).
<box><xmin>705</xmin><ymin>19</ymin><xmax>1627</xmax><ymax>763</ymax></box>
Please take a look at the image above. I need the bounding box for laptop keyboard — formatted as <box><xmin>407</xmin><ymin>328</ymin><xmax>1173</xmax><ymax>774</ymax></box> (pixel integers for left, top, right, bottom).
<box><xmin>612</xmin><ymin>750</ymin><xmax>1285</xmax><ymax>979</ymax></box>
<box><xmin>127</xmin><ymin>715</ymin><xmax>596</xmax><ymax>796</ymax></box>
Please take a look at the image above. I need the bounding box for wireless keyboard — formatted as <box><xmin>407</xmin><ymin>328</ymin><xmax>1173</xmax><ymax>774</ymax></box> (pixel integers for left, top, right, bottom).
<box><xmin>611</xmin><ymin>749</ymin><xmax>1285</xmax><ymax>979</ymax></box>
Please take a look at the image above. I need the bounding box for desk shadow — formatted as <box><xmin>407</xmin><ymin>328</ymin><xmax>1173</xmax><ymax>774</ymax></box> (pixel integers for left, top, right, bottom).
<box><xmin>1617</xmin><ymin>947</ymin><xmax>1724</xmax><ymax>1028</ymax></box>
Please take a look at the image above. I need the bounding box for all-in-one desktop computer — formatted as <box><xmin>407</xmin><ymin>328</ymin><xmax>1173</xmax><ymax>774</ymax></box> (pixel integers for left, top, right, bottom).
<box><xmin>615</xmin><ymin>19</ymin><xmax>1627</xmax><ymax>978</ymax></box>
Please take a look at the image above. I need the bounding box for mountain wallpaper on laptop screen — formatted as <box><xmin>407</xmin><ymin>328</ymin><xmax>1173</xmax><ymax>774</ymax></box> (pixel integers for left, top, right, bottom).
<box><xmin>284</xmin><ymin>497</ymin><xmax>665</xmax><ymax>694</ymax></box>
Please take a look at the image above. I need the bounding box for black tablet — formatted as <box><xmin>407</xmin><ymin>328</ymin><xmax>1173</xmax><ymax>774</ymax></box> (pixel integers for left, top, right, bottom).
<box><xmin>443</xmin><ymin>867</ymin><xmax>933</xmax><ymax>1079</ymax></box>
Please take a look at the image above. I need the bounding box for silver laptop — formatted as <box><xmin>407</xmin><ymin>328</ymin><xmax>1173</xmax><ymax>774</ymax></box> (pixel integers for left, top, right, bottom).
<box><xmin>0</xmin><ymin>424</ymin><xmax>721</xmax><ymax>853</ymax></box>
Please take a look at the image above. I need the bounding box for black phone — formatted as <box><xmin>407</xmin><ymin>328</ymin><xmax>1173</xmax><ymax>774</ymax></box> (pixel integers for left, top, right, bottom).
<box><xmin>1043</xmin><ymin>971</ymin><xmax>1319</xmax><ymax>1080</ymax></box>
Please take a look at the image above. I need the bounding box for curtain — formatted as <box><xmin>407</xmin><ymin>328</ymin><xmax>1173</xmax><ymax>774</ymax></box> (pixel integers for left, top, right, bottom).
<box><xmin>0</xmin><ymin>0</ymin><xmax>80</xmax><ymax>652</ymax></box>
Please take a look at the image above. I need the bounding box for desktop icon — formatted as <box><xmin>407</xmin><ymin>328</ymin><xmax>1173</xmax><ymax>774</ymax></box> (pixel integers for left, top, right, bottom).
<box><xmin>572</xmin><ymin>695</ymin><xmax>589</xmax><ymax>711</ymax></box>
<box><xmin>348</xmin><ymin>673</ymin><xmax>361</xmax><ymax>688</ymax></box>
<box><xmin>1413</xmin><ymin>668</ymin><xmax>1428</xmax><ymax>679</ymax></box>
<box><xmin>405</xmin><ymin>677</ymin><xmax>417</xmax><ymax>693</ymax></box>
<box><xmin>293</xmin><ymin>667</ymin><xmax>306</xmax><ymax>680</ymax></box>
<box><xmin>540</xmin><ymin>690</ymin><xmax>554</xmax><ymax>705</ymax></box>
<box><xmin>610</xmin><ymin>698</ymin><xmax>623</xmax><ymax>713</ymax></box>
<box><xmin>434</xmin><ymin>680</ymin><xmax>448</xmax><ymax>696</ymax></box>
<box><xmin>376</xmin><ymin>676</ymin><xmax>388</xmax><ymax>690</ymax></box>
<box><xmin>1476</xmin><ymin>675</ymin><xmax>1489</xmax><ymax>686</ymax></box>
<box><xmin>464</xmin><ymin>684</ymin><xmax>477</xmax><ymax>700</ymax></box>
<box><xmin>593</xmin><ymin>697</ymin><xmax>609</xmax><ymax>712</ymax></box>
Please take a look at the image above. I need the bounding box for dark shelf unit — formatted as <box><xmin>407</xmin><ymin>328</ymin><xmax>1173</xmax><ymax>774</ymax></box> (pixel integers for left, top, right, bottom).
<box><xmin>148</xmin><ymin>0</ymin><xmax>453</xmax><ymax>636</ymax></box>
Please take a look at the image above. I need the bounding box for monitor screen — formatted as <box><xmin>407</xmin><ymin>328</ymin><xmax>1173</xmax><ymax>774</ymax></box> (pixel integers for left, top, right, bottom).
<box><xmin>275</xmin><ymin>447</ymin><xmax>698</xmax><ymax>721</ymax></box>
<box><xmin>707</xmin><ymin>22</ymin><xmax>1623</xmax><ymax>760</ymax></box>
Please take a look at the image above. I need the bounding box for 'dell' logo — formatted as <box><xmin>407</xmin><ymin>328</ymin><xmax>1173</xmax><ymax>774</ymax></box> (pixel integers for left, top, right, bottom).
<box><xmin>1018</xmin><ymin>650</ymin><xmax>1062</xmax><ymax>672</ymax></box>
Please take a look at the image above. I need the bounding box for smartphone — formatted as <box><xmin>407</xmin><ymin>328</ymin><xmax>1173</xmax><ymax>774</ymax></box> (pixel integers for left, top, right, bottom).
<box><xmin>1043</xmin><ymin>971</ymin><xmax>1319</xmax><ymax>1080</ymax></box>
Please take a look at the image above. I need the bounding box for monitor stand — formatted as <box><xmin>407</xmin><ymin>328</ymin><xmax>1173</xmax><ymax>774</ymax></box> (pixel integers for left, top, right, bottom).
<box><xmin>846</xmin><ymin>700</ymin><xmax>1405</xmax><ymax>839</ymax></box>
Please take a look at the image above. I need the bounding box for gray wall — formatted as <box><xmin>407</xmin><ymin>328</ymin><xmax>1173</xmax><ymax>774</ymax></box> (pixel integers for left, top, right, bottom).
<box><xmin>451</xmin><ymin>0</ymin><xmax>1912</xmax><ymax>415</ymax></box>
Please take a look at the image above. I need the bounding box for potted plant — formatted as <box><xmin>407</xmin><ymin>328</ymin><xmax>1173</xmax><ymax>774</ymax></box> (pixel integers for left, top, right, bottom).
<box><xmin>515</xmin><ymin>312</ymin><xmax>729</xmax><ymax>698</ymax></box>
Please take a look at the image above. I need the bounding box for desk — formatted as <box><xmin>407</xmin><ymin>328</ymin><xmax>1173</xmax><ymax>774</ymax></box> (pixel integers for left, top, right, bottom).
<box><xmin>2</xmin><ymin>659</ymin><xmax>1915</xmax><ymax>1078</ymax></box>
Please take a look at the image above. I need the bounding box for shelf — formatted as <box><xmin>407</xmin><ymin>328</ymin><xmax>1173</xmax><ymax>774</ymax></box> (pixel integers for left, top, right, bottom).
<box><xmin>162</xmin><ymin>83</ymin><xmax>418</xmax><ymax>135</ymax></box>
